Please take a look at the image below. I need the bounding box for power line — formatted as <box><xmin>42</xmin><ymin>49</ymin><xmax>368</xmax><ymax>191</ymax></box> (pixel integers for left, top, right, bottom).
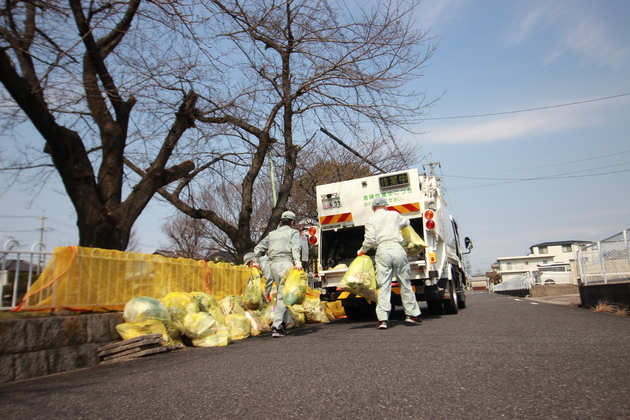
<box><xmin>424</xmin><ymin>92</ymin><xmax>630</xmax><ymax>120</ymax></box>
<box><xmin>446</xmin><ymin>161</ymin><xmax>630</xmax><ymax>181</ymax></box>
<box><xmin>458</xmin><ymin>150</ymin><xmax>630</xmax><ymax>176</ymax></box>
<box><xmin>447</xmin><ymin>168</ymin><xmax>630</xmax><ymax>191</ymax></box>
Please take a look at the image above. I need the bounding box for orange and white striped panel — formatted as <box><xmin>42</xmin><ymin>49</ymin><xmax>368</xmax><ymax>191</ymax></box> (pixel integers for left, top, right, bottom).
<box><xmin>387</xmin><ymin>202</ymin><xmax>421</xmax><ymax>214</ymax></box>
<box><xmin>319</xmin><ymin>212</ymin><xmax>353</xmax><ymax>226</ymax></box>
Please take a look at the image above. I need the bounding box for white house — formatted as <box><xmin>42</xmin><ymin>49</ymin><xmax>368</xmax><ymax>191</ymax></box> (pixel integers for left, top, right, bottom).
<box><xmin>497</xmin><ymin>240</ymin><xmax>591</xmax><ymax>285</ymax></box>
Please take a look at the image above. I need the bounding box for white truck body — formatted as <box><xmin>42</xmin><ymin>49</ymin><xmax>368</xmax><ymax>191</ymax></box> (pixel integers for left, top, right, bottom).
<box><xmin>313</xmin><ymin>168</ymin><xmax>471</xmax><ymax>316</ymax></box>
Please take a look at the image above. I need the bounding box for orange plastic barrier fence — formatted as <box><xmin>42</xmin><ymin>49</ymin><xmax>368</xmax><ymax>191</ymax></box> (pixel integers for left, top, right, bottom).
<box><xmin>15</xmin><ymin>246</ymin><xmax>250</xmax><ymax>312</ymax></box>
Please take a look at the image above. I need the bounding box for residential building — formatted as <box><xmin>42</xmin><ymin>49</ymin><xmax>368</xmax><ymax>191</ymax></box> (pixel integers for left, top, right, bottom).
<box><xmin>497</xmin><ymin>240</ymin><xmax>591</xmax><ymax>285</ymax></box>
<box><xmin>469</xmin><ymin>274</ymin><xmax>489</xmax><ymax>291</ymax></box>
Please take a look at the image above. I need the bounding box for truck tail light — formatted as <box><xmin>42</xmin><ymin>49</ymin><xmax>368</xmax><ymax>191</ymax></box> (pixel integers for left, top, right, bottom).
<box><xmin>308</xmin><ymin>226</ymin><xmax>318</xmax><ymax>245</ymax></box>
<box><xmin>424</xmin><ymin>209</ymin><xmax>435</xmax><ymax>230</ymax></box>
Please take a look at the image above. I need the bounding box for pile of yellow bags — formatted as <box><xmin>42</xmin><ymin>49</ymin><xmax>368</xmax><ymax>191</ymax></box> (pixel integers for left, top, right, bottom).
<box><xmin>116</xmin><ymin>267</ymin><xmax>335</xmax><ymax>348</ymax></box>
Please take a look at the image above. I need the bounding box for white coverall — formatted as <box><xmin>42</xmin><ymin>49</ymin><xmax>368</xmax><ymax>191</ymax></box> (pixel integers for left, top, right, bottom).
<box><xmin>257</xmin><ymin>256</ymin><xmax>273</xmax><ymax>296</ymax></box>
<box><xmin>359</xmin><ymin>208</ymin><xmax>421</xmax><ymax>322</ymax></box>
<box><xmin>254</xmin><ymin>225</ymin><xmax>302</xmax><ymax>329</ymax></box>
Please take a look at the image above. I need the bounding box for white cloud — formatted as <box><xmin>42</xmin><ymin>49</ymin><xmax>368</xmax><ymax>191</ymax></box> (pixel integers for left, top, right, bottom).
<box><xmin>424</xmin><ymin>108</ymin><xmax>593</xmax><ymax>144</ymax></box>
<box><xmin>421</xmin><ymin>92</ymin><xmax>630</xmax><ymax>144</ymax></box>
<box><xmin>415</xmin><ymin>0</ymin><xmax>469</xmax><ymax>30</ymax></box>
<box><xmin>506</xmin><ymin>0</ymin><xmax>629</xmax><ymax>68</ymax></box>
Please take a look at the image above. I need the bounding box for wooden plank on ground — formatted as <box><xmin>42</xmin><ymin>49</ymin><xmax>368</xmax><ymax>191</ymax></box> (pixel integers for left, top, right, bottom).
<box><xmin>97</xmin><ymin>333</ymin><xmax>164</xmax><ymax>352</ymax></box>
<box><xmin>98</xmin><ymin>336</ymin><xmax>166</xmax><ymax>358</ymax></box>
<box><xmin>100</xmin><ymin>344</ymin><xmax>184</xmax><ymax>364</ymax></box>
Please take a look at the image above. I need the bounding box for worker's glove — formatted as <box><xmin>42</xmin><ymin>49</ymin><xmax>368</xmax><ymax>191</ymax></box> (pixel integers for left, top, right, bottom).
<box><xmin>357</xmin><ymin>250</ymin><xmax>365</xmax><ymax>256</ymax></box>
<box><xmin>294</xmin><ymin>261</ymin><xmax>303</xmax><ymax>270</ymax></box>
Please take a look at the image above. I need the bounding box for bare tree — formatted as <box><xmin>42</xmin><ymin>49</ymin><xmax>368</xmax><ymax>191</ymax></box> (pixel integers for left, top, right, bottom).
<box><xmin>160</xmin><ymin>136</ymin><xmax>419</xmax><ymax>260</ymax></box>
<box><xmin>151</xmin><ymin>0</ymin><xmax>438</xmax><ymax>262</ymax></box>
<box><xmin>0</xmin><ymin>1</ymin><xmax>207</xmax><ymax>250</ymax></box>
<box><xmin>1</xmin><ymin>0</ymin><xmax>436</xmax><ymax>259</ymax></box>
<box><xmin>161</xmin><ymin>215</ymin><xmax>216</xmax><ymax>260</ymax></box>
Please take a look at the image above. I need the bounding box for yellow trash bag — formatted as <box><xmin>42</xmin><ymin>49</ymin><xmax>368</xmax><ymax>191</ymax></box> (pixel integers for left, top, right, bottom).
<box><xmin>326</xmin><ymin>301</ymin><xmax>346</xmax><ymax>319</ymax></box>
<box><xmin>121</xmin><ymin>296</ymin><xmax>181</xmax><ymax>345</ymax></box>
<box><xmin>282</xmin><ymin>269</ymin><xmax>307</xmax><ymax>306</ymax></box>
<box><xmin>183</xmin><ymin>311</ymin><xmax>218</xmax><ymax>342</ymax></box>
<box><xmin>401</xmin><ymin>225</ymin><xmax>427</xmax><ymax>257</ymax></box>
<box><xmin>224</xmin><ymin>313</ymin><xmax>251</xmax><ymax>340</ymax></box>
<box><xmin>219</xmin><ymin>295</ymin><xmax>246</xmax><ymax>316</ymax></box>
<box><xmin>285</xmin><ymin>305</ymin><xmax>297</xmax><ymax>329</ymax></box>
<box><xmin>122</xmin><ymin>296</ymin><xmax>171</xmax><ymax>324</ymax></box>
<box><xmin>262</xmin><ymin>300</ymin><xmax>275</xmax><ymax>325</ymax></box>
<box><xmin>160</xmin><ymin>292</ymin><xmax>199</xmax><ymax>333</ymax></box>
<box><xmin>339</xmin><ymin>255</ymin><xmax>377</xmax><ymax>303</ymax></box>
<box><xmin>288</xmin><ymin>305</ymin><xmax>305</xmax><ymax>327</ymax></box>
<box><xmin>245</xmin><ymin>310</ymin><xmax>271</xmax><ymax>336</ymax></box>
<box><xmin>192</xmin><ymin>326</ymin><xmax>232</xmax><ymax>347</ymax></box>
<box><xmin>243</xmin><ymin>267</ymin><xmax>263</xmax><ymax>310</ymax></box>
<box><xmin>190</xmin><ymin>291</ymin><xmax>218</xmax><ymax>312</ymax></box>
<box><xmin>190</xmin><ymin>291</ymin><xmax>225</xmax><ymax>325</ymax></box>
<box><xmin>116</xmin><ymin>319</ymin><xmax>169</xmax><ymax>344</ymax></box>
<box><xmin>302</xmin><ymin>293</ymin><xmax>329</xmax><ymax>324</ymax></box>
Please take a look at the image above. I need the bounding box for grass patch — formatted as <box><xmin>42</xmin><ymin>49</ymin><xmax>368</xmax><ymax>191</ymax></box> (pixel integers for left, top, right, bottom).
<box><xmin>613</xmin><ymin>305</ymin><xmax>630</xmax><ymax>316</ymax></box>
<box><xmin>592</xmin><ymin>299</ymin><xmax>630</xmax><ymax>316</ymax></box>
<box><xmin>593</xmin><ymin>300</ymin><xmax>616</xmax><ymax>313</ymax></box>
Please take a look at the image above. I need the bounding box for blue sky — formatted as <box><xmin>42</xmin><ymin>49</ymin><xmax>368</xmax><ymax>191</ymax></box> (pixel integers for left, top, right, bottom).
<box><xmin>408</xmin><ymin>0</ymin><xmax>630</xmax><ymax>273</ymax></box>
<box><xmin>2</xmin><ymin>0</ymin><xmax>629</xmax><ymax>275</ymax></box>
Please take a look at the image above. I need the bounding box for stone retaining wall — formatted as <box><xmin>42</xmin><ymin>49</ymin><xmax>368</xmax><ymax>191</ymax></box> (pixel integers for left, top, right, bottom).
<box><xmin>0</xmin><ymin>312</ymin><xmax>123</xmax><ymax>384</ymax></box>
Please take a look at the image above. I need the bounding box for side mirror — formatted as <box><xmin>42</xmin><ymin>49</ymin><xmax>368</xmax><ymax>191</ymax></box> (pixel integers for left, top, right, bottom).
<box><xmin>463</xmin><ymin>237</ymin><xmax>473</xmax><ymax>254</ymax></box>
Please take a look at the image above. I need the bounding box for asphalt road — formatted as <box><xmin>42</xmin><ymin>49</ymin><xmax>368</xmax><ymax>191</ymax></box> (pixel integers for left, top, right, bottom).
<box><xmin>1</xmin><ymin>292</ymin><xmax>629</xmax><ymax>420</ymax></box>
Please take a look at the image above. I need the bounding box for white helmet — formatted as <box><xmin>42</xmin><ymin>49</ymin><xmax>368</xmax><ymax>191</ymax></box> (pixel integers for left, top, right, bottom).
<box><xmin>243</xmin><ymin>252</ymin><xmax>255</xmax><ymax>265</ymax></box>
<box><xmin>281</xmin><ymin>210</ymin><xmax>296</xmax><ymax>220</ymax></box>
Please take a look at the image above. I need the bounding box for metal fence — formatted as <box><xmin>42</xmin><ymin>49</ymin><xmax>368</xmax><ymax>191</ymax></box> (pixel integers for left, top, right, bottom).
<box><xmin>1</xmin><ymin>240</ymin><xmax>51</xmax><ymax>310</ymax></box>
<box><xmin>493</xmin><ymin>272</ymin><xmax>534</xmax><ymax>292</ymax></box>
<box><xmin>577</xmin><ymin>229</ymin><xmax>630</xmax><ymax>285</ymax></box>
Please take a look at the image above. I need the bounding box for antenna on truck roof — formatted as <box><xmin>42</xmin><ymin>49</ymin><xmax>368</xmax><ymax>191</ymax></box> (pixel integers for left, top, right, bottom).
<box><xmin>319</xmin><ymin>127</ymin><xmax>387</xmax><ymax>174</ymax></box>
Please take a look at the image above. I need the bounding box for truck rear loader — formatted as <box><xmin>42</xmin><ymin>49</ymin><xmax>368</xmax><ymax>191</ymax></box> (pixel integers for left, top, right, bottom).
<box><xmin>311</xmin><ymin>167</ymin><xmax>472</xmax><ymax>318</ymax></box>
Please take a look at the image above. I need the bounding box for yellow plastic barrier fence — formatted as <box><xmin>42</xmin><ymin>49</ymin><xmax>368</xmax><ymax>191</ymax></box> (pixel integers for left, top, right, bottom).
<box><xmin>14</xmin><ymin>246</ymin><xmax>250</xmax><ymax>312</ymax></box>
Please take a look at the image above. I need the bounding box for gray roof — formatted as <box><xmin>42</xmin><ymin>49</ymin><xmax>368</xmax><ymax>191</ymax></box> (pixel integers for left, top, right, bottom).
<box><xmin>530</xmin><ymin>240</ymin><xmax>591</xmax><ymax>248</ymax></box>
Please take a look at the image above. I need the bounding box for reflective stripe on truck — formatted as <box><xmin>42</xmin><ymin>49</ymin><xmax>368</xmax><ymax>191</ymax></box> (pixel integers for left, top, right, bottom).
<box><xmin>386</xmin><ymin>202</ymin><xmax>421</xmax><ymax>214</ymax></box>
<box><xmin>319</xmin><ymin>212</ymin><xmax>353</xmax><ymax>225</ymax></box>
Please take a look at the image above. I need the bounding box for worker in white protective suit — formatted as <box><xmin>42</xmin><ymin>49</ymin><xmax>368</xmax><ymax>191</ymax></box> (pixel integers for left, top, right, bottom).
<box><xmin>358</xmin><ymin>197</ymin><xmax>421</xmax><ymax>329</ymax></box>
<box><xmin>258</xmin><ymin>256</ymin><xmax>273</xmax><ymax>299</ymax></box>
<box><xmin>243</xmin><ymin>252</ymin><xmax>274</xmax><ymax>301</ymax></box>
<box><xmin>254</xmin><ymin>210</ymin><xmax>303</xmax><ymax>337</ymax></box>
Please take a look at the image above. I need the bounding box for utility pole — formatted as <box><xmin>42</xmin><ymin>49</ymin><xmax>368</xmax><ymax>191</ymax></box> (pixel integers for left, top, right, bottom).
<box><xmin>36</xmin><ymin>211</ymin><xmax>47</xmax><ymax>274</ymax></box>
<box><xmin>422</xmin><ymin>160</ymin><xmax>441</xmax><ymax>177</ymax></box>
<box><xmin>37</xmin><ymin>211</ymin><xmax>46</xmax><ymax>246</ymax></box>
<box><xmin>268</xmin><ymin>150</ymin><xmax>277</xmax><ymax>206</ymax></box>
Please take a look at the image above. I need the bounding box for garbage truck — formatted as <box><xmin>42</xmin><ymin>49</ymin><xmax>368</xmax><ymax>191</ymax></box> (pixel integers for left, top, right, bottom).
<box><xmin>310</xmin><ymin>166</ymin><xmax>472</xmax><ymax>318</ymax></box>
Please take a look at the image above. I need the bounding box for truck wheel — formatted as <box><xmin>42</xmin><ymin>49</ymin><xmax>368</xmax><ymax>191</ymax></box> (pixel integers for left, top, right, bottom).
<box><xmin>427</xmin><ymin>300</ymin><xmax>443</xmax><ymax>315</ymax></box>
<box><xmin>443</xmin><ymin>280</ymin><xmax>459</xmax><ymax>314</ymax></box>
<box><xmin>457</xmin><ymin>291</ymin><xmax>467</xmax><ymax>309</ymax></box>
